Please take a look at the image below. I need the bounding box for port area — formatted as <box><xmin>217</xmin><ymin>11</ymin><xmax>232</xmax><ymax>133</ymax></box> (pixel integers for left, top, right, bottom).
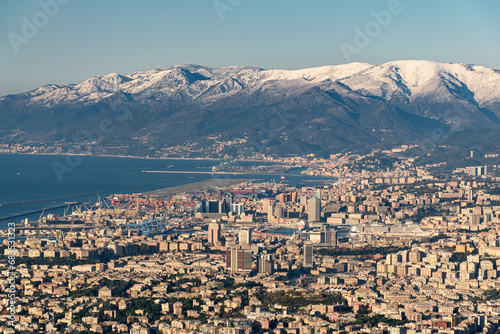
<box><xmin>0</xmin><ymin>178</ymin><xmax>254</xmax><ymax>239</ymax></box>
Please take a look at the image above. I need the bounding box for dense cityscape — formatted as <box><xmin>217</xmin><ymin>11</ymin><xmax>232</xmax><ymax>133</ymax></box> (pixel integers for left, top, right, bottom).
<box><xmin>1</xmin><ymin>148</ymin><xmax>500</xmax><ymax>334</ymax></box>
<box><xmin>2</xmin><ymin>2</ymin><xmax>499</xmax><ymax>334</ymax></box>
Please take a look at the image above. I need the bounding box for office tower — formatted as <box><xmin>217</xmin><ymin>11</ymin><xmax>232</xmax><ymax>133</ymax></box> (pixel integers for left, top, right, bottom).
<box><xmin>300</xmin><ymin>196</ymin><xmax>307</xmax><ymax>206</ymax></box>
<box><xmin>267</xmin><ymin>205</ymin><xmax>274</xmax><ymax>223</ymax></box>
<box><xmin>291</xmin><ymin>192</ymin><xmax>297</xmax><ymax>203</ymax></box>
<box><xmin>226</xmin><ymin>245</ymin><xmax>252</xmax><ymax>272</ymax></box>
<box><xmin>239</xmin><ymin>227</ymin><xmax>252</xmax><ymax>245</ymax></box>
<box><xmin>196</xmin><ymin>200</ymin><xmax>205</xmax><ymax>213</ymax></box>
<box><xmin>208</xmin><ymin>200</ymin><xmax>219</xmax><ymax>213</ymax></box>
<box><xmin>308</xmin><ymin>196</ymin><xmax>321</xmax><ymax>222</ymax></box>
<box><xmin>303</xmin><ymin>242</ymin><xmax>314</xmax><ymax>267</ymax></box>
<box><xmin>226</xmin><ymin>243</ymin><xmax>239</xmax><ymax>271</ymax></box>
<box><xmin>218</xmin><ymin>200</ymin><xmax>227</xmax><ymax>214</ymax></box>
<box><xmin>259</xmin><ymin>254</ymin><xmax>274</xmax><ymax>274</ymax></box>
<box><xmin>208</xmin><ymin>222</ymin><xmax>220</xmax><ymax>245</ymax></box>
<box><xmin>325</xmin><ymin>229</ymin><xmax>337</xmax><ymax>247</ymax></box>
<box><xmin>231</xmin><ymin>203</ymin><xmax>244</xmax><ymax>216</ymax></box>
<box><xmin>239</xmin><ymin>249</ymin><xmax>253</xmax><ymax>272</ymax></box>
<box><xmin>274</xmin><ymin>206</ymin><xmax>284</xmax><ymax>219</ymax></box>
<box><xmin>314</xmin><ymin>189</ymin><xmax>321</xmax><ymax>199</ymax></box>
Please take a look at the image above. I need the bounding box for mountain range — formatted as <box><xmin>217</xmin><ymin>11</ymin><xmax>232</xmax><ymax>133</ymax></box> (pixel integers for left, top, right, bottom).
<box><xmin>1</xmin><ymin>60</ymin><xmax>500</xmax><ymax>158</ymax></box>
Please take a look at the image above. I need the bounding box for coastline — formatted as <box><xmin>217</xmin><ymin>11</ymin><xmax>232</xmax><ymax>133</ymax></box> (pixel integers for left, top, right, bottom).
<box><xmin>0</xmin><ymin>152</ymin><xmax>221</xmax><ymax>161</ymax></box>
<box><xmin>142</xmin><ymin>170</ymin><xmax>301</xmax><ymax>177</ymax></box>
<box><xmin>0</xmin><ymin>154</ymin><xmax>315</xmax><ymax>227</ymax></box>
<box><xmin>0</xmin><ymin>152</ymin><xmax>283</xmax><ymax>163</ymax></box>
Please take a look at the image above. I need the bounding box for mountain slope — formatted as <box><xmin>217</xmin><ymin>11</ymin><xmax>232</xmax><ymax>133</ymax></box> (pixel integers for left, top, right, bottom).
<box><xmin>1</xmin><ymin>60</ymin><xmax>499</xmax><ymax>157</ymax></box>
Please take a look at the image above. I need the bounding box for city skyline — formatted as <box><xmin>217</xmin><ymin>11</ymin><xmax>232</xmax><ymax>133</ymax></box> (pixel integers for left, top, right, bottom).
<box><xmin>2</xmin><ymin>1</ymin><xmax>500</xmax><ymax>333</ymax></box>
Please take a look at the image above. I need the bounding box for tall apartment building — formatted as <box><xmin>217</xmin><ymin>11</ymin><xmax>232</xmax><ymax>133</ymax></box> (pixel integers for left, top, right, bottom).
<box><xmin>303</xmin><ymin>242</ymin><xmax>314</xmax><ymax>267</ymax></box>
<box><xmin>226</xmin><ymin>244</ymin><xmax>252</xmax><ymax>272</ymax></box>
<box><xmin>239</xmin><ymin>227</ymin><xmax>252</xmax><ymax>245</ymax></box>
<box><xmin>308</xmin><ymin>196</ymin><xmax>321</xmax><ymax>222</ymax></box>
<box><xmin>325</xmin><ymin>229</ymin><xmax>337</xmax><ymax>247</ymax></box>
<box><xmin>259</xmin><ymin>254</ymin><xmax>274</xmax><ymax>274</ymax></box>
<box><xmin>208</xmin><ymin>222</ymin><xmax>220</xmax><ymax>245</ymax></box>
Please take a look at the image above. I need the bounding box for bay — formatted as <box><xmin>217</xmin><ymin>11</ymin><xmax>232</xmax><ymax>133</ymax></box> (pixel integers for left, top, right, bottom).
<box><xmin>0</xmin><ymin>154</ymin><xmax>334</xmax><ymax>229</ymax></box>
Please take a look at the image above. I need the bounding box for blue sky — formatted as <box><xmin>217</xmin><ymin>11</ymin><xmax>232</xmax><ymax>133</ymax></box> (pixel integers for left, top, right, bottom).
<box><xmin>1</xmin><ymin>0</ymin><xmax>499</xmax><ymax>95</ymax></box>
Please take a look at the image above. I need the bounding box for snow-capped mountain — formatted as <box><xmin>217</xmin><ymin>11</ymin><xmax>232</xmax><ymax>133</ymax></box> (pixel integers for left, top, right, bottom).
<box><xmin>1</xmin><ymin>60</ymin><xmax>500</xmax><ymax>157</ymax></box>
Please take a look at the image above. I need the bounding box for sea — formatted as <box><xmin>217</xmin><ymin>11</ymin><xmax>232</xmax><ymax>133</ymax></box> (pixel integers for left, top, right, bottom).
<box><xmin>0</xmin><ymin>153</ymin><xmax>334</xmax><ymax>229</ymax></box>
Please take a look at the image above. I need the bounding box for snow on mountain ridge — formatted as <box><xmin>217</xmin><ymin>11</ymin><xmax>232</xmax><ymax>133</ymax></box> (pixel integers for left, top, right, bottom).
<box><xmin>338</xmin><ymin>60</ymin><xmax>500</xmax><ymax>105</ymax></box>
<box><xmin>3</xmin><ymin>61</ymin><xmax>500</xmax><ymax>108</ymax></box>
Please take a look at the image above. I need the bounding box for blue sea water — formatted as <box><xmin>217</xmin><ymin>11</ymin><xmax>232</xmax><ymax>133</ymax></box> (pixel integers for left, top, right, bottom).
<box><xmin>0</xmin><ymin>154</ymin><xmax>334</xmax><ymax>229</ymax></box>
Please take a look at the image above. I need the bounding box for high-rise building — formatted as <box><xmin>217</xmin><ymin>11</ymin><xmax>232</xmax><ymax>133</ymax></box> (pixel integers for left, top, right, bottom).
<box><xmin>208</xmin><ymin>222</ymin><xmax>220</xmax><ymax>245</ymax></box>
<box><xmin>239</xmin><ymin>227</ymin><xmax>252</xmax><ymax>245</ymax></box>
<box><xmin>308</xmin><ymin>196</ymin><xmax>321</xmax><ymax>222</ymax></box>
<box><xmin>196</xmin><ymin>200</ymin><xmax>205</xmax><ymax>212</ymax></box>
<box><xmin>226</xmin><ymin>244</ymin><xmax>252</xmax><ymax>272</ymax></box>
<box><xmin>208</xmin><ymin>200</ymin><xmax>219</xmax><ymax>213</ymax></box>
<box><xmin>267</xmin><ymin>205</ymin><xmax>274</xmax><ymax>223</ymax></box>
<box><xmin>218</xmin><ymin>200</ymin><xmax>227</xmax><ymax>214</ymax></box>
<box><xmin>239</xmin><ymin>249</ymin><xmax>253</xmax><ymax>272</ymax></box>
<box><xmin>303</xmin><ymin>242</ymin><xmax>314</xmax><ymax>267</ymax></box>
<box><xmin>226</xmin><ymin>244</ymin><xmax>239</xmax><ymax>272</ymax></box>
<box><xmin>274</xmin><ymin>206</ymin><xmax>284</xmax><ymax>219</ymax></box>
<box><xmin>467</xmin><ymin>189</ymin><xmax>473</xmax><ymax>202</ymax></box>
<box><xmin>325</xmin><ymin>229</ymin><xmax>337</xmax><ymax>247</ymax></box>
<box><xmin>231</xmin><ymin>203</ymin><xmax>244</xmax><ymax>216</ymax></box>
<box><xmin>259</xmin><ymin>254</ymin><xmax>274</xmax><ymax>274</ymax></box>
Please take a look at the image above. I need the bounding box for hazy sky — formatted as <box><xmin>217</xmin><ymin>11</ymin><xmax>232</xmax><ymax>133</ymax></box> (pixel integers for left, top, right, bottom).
<box><xmin>1</xmin><ymin>0</ymin><xmax>499</xmax><ymax>96</ymax></box>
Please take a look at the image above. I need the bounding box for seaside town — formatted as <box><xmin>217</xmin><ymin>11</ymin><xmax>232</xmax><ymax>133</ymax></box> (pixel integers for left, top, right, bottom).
<box><xmin>1</xmin><ymin>149</ymin><xmax>500</xmax><ymax>334</ymax></box>
<box><xmin>2</xmin><ymin>1</ymin><xmax>500</xmax><ymax>334</ymax></box>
